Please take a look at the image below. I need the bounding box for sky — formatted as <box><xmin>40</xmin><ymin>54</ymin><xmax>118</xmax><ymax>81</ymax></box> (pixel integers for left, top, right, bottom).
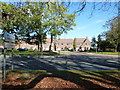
<box><xmin>0</xmin><ymin>1</ymin><xmax>118</xmax><ymax>41</ymax></box>
<box><xmin>59</xmin><ymin>2</ymin><xmax>118</xmax><ymax>41</ymax></box>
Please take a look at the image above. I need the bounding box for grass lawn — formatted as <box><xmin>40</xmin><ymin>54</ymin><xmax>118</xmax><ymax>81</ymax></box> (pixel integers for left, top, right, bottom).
<box><xmin>87</xmin><ymin>51</ymin><xmax>120</xmax><ymax>55</ymax></box>
<box><xmin>2</xmin><ymin>69</ymin><xmax>120</xmax><ymax>89</ymax></box>
<box><xmin>0</xmin><ymin>50</ymin><xmax>59</xmax><ymax>55</ymax></box>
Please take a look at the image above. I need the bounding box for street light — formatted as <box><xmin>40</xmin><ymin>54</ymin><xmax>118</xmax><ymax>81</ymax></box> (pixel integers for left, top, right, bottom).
<box><xmin>95</xmin><ymin>43</ymin><xmax>98</xmax><ymax>53</ymax></box>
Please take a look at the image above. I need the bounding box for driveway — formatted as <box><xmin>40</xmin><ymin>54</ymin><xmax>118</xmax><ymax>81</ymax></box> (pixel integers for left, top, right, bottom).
<box><xmin>0</xmin><ymin>52</ymin><xmax>119</xmax><ymax>71</ymax></box>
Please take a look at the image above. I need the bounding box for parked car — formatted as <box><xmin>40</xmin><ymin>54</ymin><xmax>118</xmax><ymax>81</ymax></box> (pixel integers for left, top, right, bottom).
<box><xmin>17</xmin><ymin>48</ymin><xmax>28</xmax><ymax>51</ymax></box>
<box><xmin>0</xmin><ymin>48</ymin><xmax>3</xmax><ymax>53</ymax></box>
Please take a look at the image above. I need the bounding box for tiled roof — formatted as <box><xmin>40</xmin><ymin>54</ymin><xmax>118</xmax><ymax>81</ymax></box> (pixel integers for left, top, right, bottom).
<box><xmin>45</xmin><ymin>38</ymin><xmax>88</xmax><ymax>43</ymax></box>
<box><xmin>76</xmin><ymin>38</ymin><xmax>86</xmax><ymax>43</ymax></box>
<box><xmin>57</xmin><ymin>39</ymin><xmax>73</xmax><ymax>43</ymax></box>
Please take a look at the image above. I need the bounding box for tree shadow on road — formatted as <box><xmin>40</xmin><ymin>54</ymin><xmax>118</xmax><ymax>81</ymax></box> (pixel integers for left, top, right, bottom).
<box><xmin>6</xmin><ymin>55</ymin><xmax>58</xmax><ymax>70</ymax></box>
<box><xmin>5</xmin><ymin>55</ymin><xmax>120</xmax><ymax>71</ymax></box>
<box><xmin>2</xmin><ymin>55</ymin><xmax>120</xmax><ymax>89</ymax></box>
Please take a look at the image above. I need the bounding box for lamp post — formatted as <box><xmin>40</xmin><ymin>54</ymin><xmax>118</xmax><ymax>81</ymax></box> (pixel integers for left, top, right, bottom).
<box><xmin>95</xmin><ymin>44</ymin><xmax>98</xmax><ymax>53</ymax></box>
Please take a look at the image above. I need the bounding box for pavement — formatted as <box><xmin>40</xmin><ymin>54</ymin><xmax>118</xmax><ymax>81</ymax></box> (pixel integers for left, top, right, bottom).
<box><xmin>81</xmin><ymin>52</ymin><xmax>119</xmax><ymax>57</ymax></box>
<box><xmin>0</xmin><ymin>51</ymin><xmax>119</xmax><ymax>71</ymax></box>
<box><xmin>60</xmin><ymin>51</ymin><xmax>119</xmax><ymax>57</ymax></box>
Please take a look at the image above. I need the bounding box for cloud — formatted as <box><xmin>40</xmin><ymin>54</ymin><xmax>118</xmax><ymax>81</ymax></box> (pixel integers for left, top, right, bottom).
<box><xmin>77</xmin><ymin>19</ymin><xmax>104</xmax><ymax>31</ymax></box>
<box><xmin>87</xmin><ymin>37</ymin><xmax>93</xmax><ymax>42</ymax></box>
<box><xmin>95</xmin><ymin>20</ymin><xmax>104</xmax><ymax>23</ymax></box>
<box><xmin>77</xmin><ymin>27</ymin><xmax>81</xmax><ymax>30</ymax></box>
<box><xmin>77</xmin><ymin>26</ymin><xmax>87</xmax><ymax>30</ymax></box>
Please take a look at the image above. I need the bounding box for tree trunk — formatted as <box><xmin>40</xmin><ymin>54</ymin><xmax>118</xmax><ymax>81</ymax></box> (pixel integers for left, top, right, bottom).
<box><xmin>49</xmin><ymin>34</ymin><xmax>53</xmax><ymax>52</ymax></box>
<box><xmin>54</xmin><ymin>42</ymin><xmax>56</xmax><ymax>51</ymax></box>
<box><xmin>40</xmin><ymin>41</ymin><xmax>43</xmax><ymax>52</ymax></box>
<box><xmin>19</xmin><ymin>43</ymin><xmax>20</xmax><ymax>48</ymax></box>
<box><xmin>40</xmin><ymin>41</ymin><xmax>43</xmax><ymax>55</ymax></box>
<box><xmin>54</xmin><ymin>36</ymin><xmax>57</xmax><ymax>51</ymax></box>
<box><xmin>18</xmin><ymin>40</ymin><xmax>21</xmax><ymax>48</ymax></box>
<box><xmin>115</xmin><ymin>45</ymin><xmax>118</xmax><ymax>52</ymax></box>
<box><xmin>39</xmin><ymin>35</ymin><xmax>43</xmax><ymax>53</ymax></box>
<box><xmin>38</xmin><ymin>40</ymin><xmax>40</xmax><ymax>51</ymax></box>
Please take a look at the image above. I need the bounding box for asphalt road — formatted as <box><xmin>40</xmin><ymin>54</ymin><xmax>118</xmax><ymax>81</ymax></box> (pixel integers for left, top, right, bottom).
<box><xmin>0</xmin><ymin>52</ymin><xmax>119</xmax><ymax>71</ymax></box>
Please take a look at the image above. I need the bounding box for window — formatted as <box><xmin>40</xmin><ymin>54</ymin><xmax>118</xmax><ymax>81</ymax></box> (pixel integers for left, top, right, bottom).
<box><xmin>67</xmin><ymin>43</ymin><xmax>72</xmax><ymax>45</ymax></box>
<box><xmin>61</xmin><ymin>43</ymin><xmax>63</xmax><ymax>45</ymax></box>
<box><xmin>67</xmin><ymin>43</ymin><xmax>71</xmax><ymax>45</ymax></box>
<box><xmin>87</xmin><ymin>47</ymin><xmax>89</xmax><ymax>50</ymax></box>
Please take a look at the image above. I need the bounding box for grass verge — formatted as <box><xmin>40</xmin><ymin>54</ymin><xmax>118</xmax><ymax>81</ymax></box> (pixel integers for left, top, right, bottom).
<box><xmin>1</xmin><ymin>51</ymin><xmax>59</xmax><ymax>55</ymax></box>
<box><xmin>87</xmin><ymin>51</ymin><xmax>120</xmax><ymax>55</ymax></box>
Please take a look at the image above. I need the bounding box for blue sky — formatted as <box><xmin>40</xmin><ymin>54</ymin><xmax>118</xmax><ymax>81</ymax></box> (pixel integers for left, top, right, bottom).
<box><xmin>60</xmin><ymin>2</ymin><xmax>118</xmax><ymax>41</ymax></box>
<box><xmin>0</xmin><ymin>2</ymin><xmax>118</xmax><ymax>41</ymax></box>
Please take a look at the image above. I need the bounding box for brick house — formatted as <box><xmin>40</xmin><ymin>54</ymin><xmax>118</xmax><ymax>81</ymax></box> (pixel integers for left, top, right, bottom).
<box><xmin>15</xmin><ymin>38</ymin><xmax>91</xmax><ymax>51</ymax></box>
<box><xmin>53</xmin><ymin>38</ymin><xmax>91</xmax><ymax>51</ymax></box>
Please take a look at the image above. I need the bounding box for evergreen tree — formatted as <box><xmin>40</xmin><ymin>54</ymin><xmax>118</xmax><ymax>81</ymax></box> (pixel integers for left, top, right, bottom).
<box><xmin>73</xmin><ymin>38</ymin><xmax>76</xmax><ymax>51</ymax></box>
<box><xmin>97</xmin><ymin>34</ymin><xmax>102</xmax><ymax>51</ymax></box>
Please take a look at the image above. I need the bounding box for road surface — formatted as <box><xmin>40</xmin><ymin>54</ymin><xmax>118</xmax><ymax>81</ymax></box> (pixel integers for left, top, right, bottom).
<box><xmin>0</xmin><ymin>51</ymin><xmax>119</xmax><ymax>71</ymax></box>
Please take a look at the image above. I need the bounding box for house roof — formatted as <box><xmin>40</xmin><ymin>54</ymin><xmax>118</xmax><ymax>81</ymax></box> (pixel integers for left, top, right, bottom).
<box><xmin>57</xmin><ymin>38</ymin><xmax>89</xmax><ymax>43</ymax></box>
<box><xmin>57</xmin><ymin>39</ymin><xmax>73</xmax><ymax>43</ymax></box>
<box><xmin>45</xmin><ymin>38</ymin><xmax>90</xmax><ymax>44</ymax></box>
<box><xmin>75</xmin><ymin>38</ymin><xmax>86</xmax><ymax>43</ymax></box>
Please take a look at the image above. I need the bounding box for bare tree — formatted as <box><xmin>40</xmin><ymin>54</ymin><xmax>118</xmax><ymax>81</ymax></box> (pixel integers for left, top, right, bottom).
<box><xmin>62</xmin><ymin>0</ymin><xmax>118</xmax><ymax>16</ymax></box>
